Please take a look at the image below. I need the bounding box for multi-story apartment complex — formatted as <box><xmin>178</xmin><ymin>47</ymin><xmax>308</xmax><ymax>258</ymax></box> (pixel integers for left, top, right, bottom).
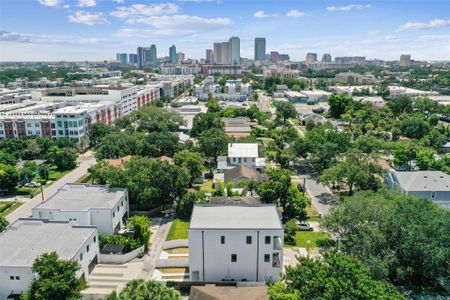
<box><xmin>399</xmin><ymin>54</ymin><xmax>412</xmax><ymax>66</ymax></box>
<box><xmin>201</xmin><ymin>65</ymin><xmax>241</xmax><ymax>76</ymax></box>
<box><xmin>322</xmin><ymin>53</ymin><xmax>332</xmax><ymax>63</ymax></box>
<box><xmin>193</xmin><ymin>77</ymin><xmax>251</xmax><ymax>101</ymax></box>
<box><xmin>0</xmin><ymin>218</ymin><xmax>99</xmax><ymax>299</ymax></box>
<box><xmin>149</xmin><ymin>74</ymin><xmax>194</xmax><ymax>98</ymax></box>
<box><xmin>189</xmin><ymin>204</ymin><xmax>284</xmax><ymax>283</ymax></box>
<box><xmin>0</xmin><ymin>86</ymin><xmax>159</xmax><ymax>141</ymax></box>
<box><xmin>32</xmin><ymin>184</ymin><xmax>129</xmax><ymax>235</ymax></box>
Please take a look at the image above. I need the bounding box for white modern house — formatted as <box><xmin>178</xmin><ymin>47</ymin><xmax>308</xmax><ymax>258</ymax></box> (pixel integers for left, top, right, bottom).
<box><xmin>384</xmin><ymin>171</ymin><xmax>450</xmax><ymax>210</ymax></box>
<box><xmin>218</xmin><ymin>143</ymin><xmax>265</xmax><ymax>171</ymax></box>
<box><xmin>32</xmin><ymin>184</ymin><xmax>129</xmax><ymax>235</ymax></box>
<box><xmin>0</xmin><ymin>218</ymin><xmax>99</xmax><ymax>299</ymax></box>
<box><xmin>189</xmin><ymin>204</ymin><xmax>284</xmax><ymax>283</ymax></box>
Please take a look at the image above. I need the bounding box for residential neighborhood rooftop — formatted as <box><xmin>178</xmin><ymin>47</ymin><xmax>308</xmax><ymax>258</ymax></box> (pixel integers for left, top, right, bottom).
<box><xmin>34</xmin><ymin>183</ymin><xmax>127</xmax><ymax>211</ymax></box>
<box><xmin>0</xmin><ymin>218</ymin><xmax>96</xmax><ymax>267</ymax></box>
<box><xmin>189</xmin><ymin>204</ymin><xmax>282</xmax><ymax>230</ymax></box>
<box><xmin>228</xmin><ymin>143</ymin><xmax>259</xmax><ymax>158</ymax></box>
<box><xmin>390</xmin><ymin>171</ymin><xmax>450</xmax><ymax>192</ymax></box>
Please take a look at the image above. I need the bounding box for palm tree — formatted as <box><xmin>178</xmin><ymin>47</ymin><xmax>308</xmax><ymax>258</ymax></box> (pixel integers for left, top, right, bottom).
<box><xmin>106</xmin><ymin>279</ymin><xmax>181</xmax><ymax>300</ymax></box>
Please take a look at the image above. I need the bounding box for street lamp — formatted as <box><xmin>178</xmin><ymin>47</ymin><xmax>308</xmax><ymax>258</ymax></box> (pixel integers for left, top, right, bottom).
<box><xmin>306</xmin><ymin>240</ymin><xmax>311</xmax><ymax>257</ymax></box>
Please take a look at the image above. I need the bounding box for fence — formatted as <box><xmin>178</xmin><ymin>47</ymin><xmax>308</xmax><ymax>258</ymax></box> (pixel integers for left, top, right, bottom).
<box><xmin>98</xmin><ymin>245</ymin><xmax>145</xmax><ymax>264</ymax></box>
<box><xmin>163</xmin><ymin>239</ymin><xmax>188</xmax><ymax>250</ymax></box>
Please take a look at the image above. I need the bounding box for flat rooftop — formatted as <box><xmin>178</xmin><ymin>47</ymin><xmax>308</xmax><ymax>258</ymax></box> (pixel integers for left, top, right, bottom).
<box><xmin>34</xmin><ymin>184</ymin><xmax>127</xmax><ymax>211</ymax></box>
<box><xmin>391</xmin><ymin>171</ymin><xmax>450</xmax><ymax>192</ymax></box>
<box><xmin>189</xmin><ymin>205</ymin><xmax>282</xmax><ymax>230</ymax></box>
<box><xmin>228</xmin><ymin>143</ymin><xmax>259</xmax><ymax>158</ymax></box>
<box><xmin>0</xmin><ymin>218</ymin><xmax>96</xmax><ymax>267</ymax></box>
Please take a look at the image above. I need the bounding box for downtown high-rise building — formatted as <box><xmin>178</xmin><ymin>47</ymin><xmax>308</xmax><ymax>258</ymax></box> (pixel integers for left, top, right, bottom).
<box><xmin>213</xmin><ymin>43</ymin><xmax>222</xmax><ymax>64</ymax></box>
<box><xmin>206</xmin><ymin>49</ymin><xmax>213</xmax><ymax>64</ymax></box>
<box><xmin>306</xmin><ymin>53</ymin><xmax>318</xmax><ymax>64</ymax></box>
<box><xmin>137</xmin><ymin>47</ymin><xmax>145</xmax><ymax>67</ymax></box>
<box><xmin>116</xmin><ymin>53</ymin><xmax>128</xmax><ymax>64</ymax></box>
<box><xmin>177</xmin><ymin>52</ymin><xmax>185</xmax><ymax>64</ymax></box>
<box><xmin>129</xmin><ymin>53</ymin><xmax>138</xmax><ymax>65</ymax></box>
<box><xmin>169</xmin><ymin>45</ymin><xmax>177</xmax><ymax>64</ymax></box>
<box><xmin>254</xmin><ymin>38</ymin><xmax>266</xmax><ymax>61</ymax></box>
<box><xmin>229</xmin><ymin>36</ymin><xmax>240</xmax><ymax>65</ymax></box>
<box><xmin>143</xmin><ymin>47</ymin><xmax>151</xmax><ymax>63</ymax></box>
<box><xmin>150</xmin><ymin>44</ymin><xmax>157</xmax><ymax>63</ymax></box>
<box><xmin>400</xmin><ymin>54</ymin><xmax>411</xmax><ymax>66</ymax></box>
<box><xmin>221</xmin><ymin>42</ymin><xmax>230</xmax><ymax>64</ymax></box>
<box><xmin>322</xmin><ymin>53</ymin><xmax>332</xmax><ymax>63</ymax></box>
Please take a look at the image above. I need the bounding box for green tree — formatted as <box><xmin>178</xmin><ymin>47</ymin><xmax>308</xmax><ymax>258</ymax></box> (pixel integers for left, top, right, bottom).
<box><xmin>106</xmin><ymin>279</ymin><xmax>180</xmax><ymax>300</ymax></box>
<box><xmin>47</xmin><ymin>146</ymin><xmax>78</xmax><ymax>170</ymax></box>
<box><xmin>0</xmin><ymin>216</ymin><xmax>9</xmax><ymax>232</ymax></box>
<box><xmin>0</xmin><ymin>151</ymin><xmax>17</xmax><ymax>166</ymax></box>
<box><xmin>387</xmin><ymin>96</ymin><xmax>413</xmax><ymax>115</ymax></box>
<box><xmin>206</xmin><ymin>97</ymin><xmax>221</xmax><ymax>113</ymax></box>
<box><xmin>415</xmin><ymin>147</ymin><xmax>436</xmax><ymax>170</ymax></box>
<box><xmin>129</xmin><ymin>216</ymin><xmax>151</xmax><ymax>251</ymax></box>
<box><xmin>190</xmin><ymin>112</ymin><xmax>224</xmax><ymax>137</ymax></box>
<box><xmin>269</xmin><ymin>252</ymin><xmax>405</xmax><ymax>300</ymax></box>
<box><xmin>276</xmin><ymin>102</ymin><xmax>297</xmax><ymax>124</ymax></box>
<box><xmin>197</xmin><ymin>128</ymin><xmax>228</xmax><ymax>173</ymax></box>
<box><xmin>328</xmin><ymin>94</ymin><xmax>354</xmax><ymax>119</ymax></box>
<box><xmin>399</xmin><ymin>116</ymin><xmax>430</xmax><ymax>139</ymax></box>
<box><xmin>90</xmin><ymin>123</ymin><xmax>114</xmax><ymax>147</ymax></box>
<box><xmin>284</xmin><ymin>219</ymin><xmax>298</xmax><ymax>243</ymax></box>
<box><xmin>176</xmin><ymin>191</ymin><xmax>206</xmax><ymax>220</ymax></box>
<box><xmin>256</xmin><ymin>168</ymin><xmax>292</xmax><ymax>213</ymax></box>
<box><xmin>22</xmin><ymin>252</ymin><xmax>86</xmax><ymax>300</ymax></box>
<box><xmin>0</xmin><ymin>163</ymin><xmax>19</xmax><ymax>192</ymax></box>
<box><xmin>322</xmin><ymin>190</ymin><xmax>450</xmax><ymax>290</ymax></box>
<box><xmin>174</xmin><ymin>150</ymin><xmax>204</xmax><ymax>185</ymax></box>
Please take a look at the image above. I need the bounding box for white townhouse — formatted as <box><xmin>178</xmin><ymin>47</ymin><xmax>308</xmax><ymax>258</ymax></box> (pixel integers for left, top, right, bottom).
<box><xmin>189</xmin><ymin>204</ymin><xmax>284</xmax><ymax>283</ymax></box>
<box><xmin>0</xmin><ymin>218</ymin><xmax>99</xmax><ymax>300</ymax></box>
<box><xmin>32</xmin><ymin>184</ymin><xmax>129</xmax><ymax>235</ymax></box>
<box><xmin>218</xmin><ymin>143</ymin><xmax>265</xmax><ymax>171</ymax></box>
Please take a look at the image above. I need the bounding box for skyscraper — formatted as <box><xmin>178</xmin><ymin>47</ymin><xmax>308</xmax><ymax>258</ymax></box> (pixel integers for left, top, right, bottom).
<box><xmin>322</xmin><ymin>53</ymin><xmax>332</xmax><ymax>63</ymax></box>
<box><xmin>229</xmin><ymin>36</ymin><xmax>240</xmax><ymax>65</ymax></box>
<box><xmin>143</xmin><ymin>47</ymin><xmax>151</xmax><ymax>63</ymax></box>
<box><xmin>169</xmin><ymin>45</ymin><xmax>177</xmax><ymax>64</ymax></box>
<box><xmin>137</xmin><ymin>47</ymin><xmax>145</xmax><ymax>68</ymax></box>
<box><xmin>221</xmin><ymin>42</ymin><xmax>230</xmax><ymax>65</ymax></box>
<box><xmin>400</xmin><ymin>54</ymin><xmax>411</xmax><ymax>66</ymax></box>
<box><xmin>116</xmin><ymin>53</ymin><xmax>128</xmax><ymax>64</ymax></box>
<box><xmin>129</xmin><ymin>53</ymin><xmax>138</xmax><ymax>65</ymax></box>
<box><xmin>150</xmin><ymin>44</ymin><xmax>157</xmax><ymax>63</ymax></box>
<box><xmin>177</xmin><ymin>52</ymin><xmax>185</xmax><ymax>64</ymax></box>
<box><xmin>306</xmin><ymin>53</ymin><xmax>318</xmax><ymax>64</ymax></box>
<box><xmin>213</xmin><ymin>43</ymin><xmax>222</xmax><ymax>64</ymax></box>
<box><xmin>270</xmin><ymin>51</ymin><xmax>280</xmax><ymax>62</ymax></box>
<box><xmin>254</xmin><ymin>38</ymin><xmax>266</xmax><ymax>61</ymax></box>
<box><xmin>206</xmin><ymin>49</ymin><xmax>213</xmax><ymax>64</ymax></box>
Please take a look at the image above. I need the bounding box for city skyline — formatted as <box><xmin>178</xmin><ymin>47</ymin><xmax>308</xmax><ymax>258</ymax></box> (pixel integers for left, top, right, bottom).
<box><xmin>0</xmin><ymin>0</ymin><xmax>450</xmax><ymax>61</ymax></box>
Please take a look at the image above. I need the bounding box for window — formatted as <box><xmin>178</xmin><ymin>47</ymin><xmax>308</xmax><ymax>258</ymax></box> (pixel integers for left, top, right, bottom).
<box><xmin>35</xmin><ymin>123</ymin><xmax>39</xmax><ymax>127</ymax></box>
<box><xmin>231</xmin><ymin>254</ymin><xmax>237</xmax><ymax>262</ymax></box>
<box><xmin>10</xmin><ymin>276</ymin><xmax>14</xmax><ymax>280</ymax></box>
<box><xmin>86</xmin><ymin>245</ymin><xmax>90</xmax><ymax>252</ymax></box>
<box><xmin>265</xmin><ymin>236</ymin><xmax>271</xmax><ymax>244</ymax></box>
<box><xmin>264</xmin><ymin>254</ymin><xmax>270</xmax><ymax>262</ymax></box>
<box><xmin>244</xmin><ymin>158</ymin><xmax>247</xmax><ymax>162</ymax></box>
<box><xmin>80</xmin><ymin>253</ymin><xmax>83</xmax><ymax>261</ymax></box>
<box><xmin>15</xmin><ymin>276</ymin><xmax>20</xmax><ymax>280</ymax></box>
<box><xmin>221</xmin><ymin>236</ymin><xmax>225</xmax><ymax>244</ymax></box>
<box><xmin>94</xmin><ymin>236</ymin><xmax>97</xmax><ymax>243</ymax></box>
<box><xmin>117</xmin><ymin>206</ymin><xmax>120</xmax><ymax>212</ymax></box>
<box><xmin>121</xmin><ymin>201</ymin><xmax>123</xmax><ymax>207</ymax></box>
<box><xmin>27</xmin><ymin>123</ymin><xmax>31</xmax><ymax>127</ymax></box>
<box><xmin>431</xmin><ymin>192</ymin><xmax>436</xmax><ymax>199</ymax></box>
<box><xmin>246</xmin><ymin>236</ymin><xmax>252</xmax><ymax>244</ymax></box>
<box><xmin>113</xmin><ymin>212</ymin><xmax>115</xmax><ymax>218</ymax></box>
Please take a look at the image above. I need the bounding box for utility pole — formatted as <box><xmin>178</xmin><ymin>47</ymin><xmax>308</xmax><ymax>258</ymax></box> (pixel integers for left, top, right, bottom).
<box><xmin>40</xmin><ymin>185</ymin><xmax>44</xmax><ymax>202</ymax></box>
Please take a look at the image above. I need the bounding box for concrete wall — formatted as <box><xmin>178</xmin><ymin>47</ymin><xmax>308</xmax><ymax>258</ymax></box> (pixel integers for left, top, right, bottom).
<box><xmin>156</xmin><ymin>258</ymin><xmax>189</xmax><ymax>268</ymax></box>
<box><xmin>0</xmin><ymin>266</ymin><xmax>34</xmax><ymax>300</ymax></box>
<box><xmin>189</xmin><ymin>229</ymin><xmax>283</xmax><ymax>283</ymax></box>
<box><xmin>163</xmin><ymin>239</ymin><xmax>189</xmax><ymax>250</ymax></box>
<box><xmin>98</xmin><ymin>245</ymin><xmax>144</xmax><ymax>264</ymax></box>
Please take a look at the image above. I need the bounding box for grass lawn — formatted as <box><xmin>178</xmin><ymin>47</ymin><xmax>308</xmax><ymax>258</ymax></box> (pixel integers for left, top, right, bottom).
<box><xmin>0</xmin><ymin>201</ymin><xmax>23</xmax><ymax>217</ymax></box>
<box><xmin>295</xmin><ymin>231</ymin><xmax>330</xmax><ymax>249</ymax></box>
<box><xmin>166</xmin><ymin>219</ymin><xmax>189</xmax><ymax>241</ymax></box>
<box><xmin>200</xmin><ymin>180</ymin><xmax>215</xmax><ymax>193</ymax></box>
<box><xmin>306</xmin><ymin>203</ymin><xmax>321</xmax><ymax>222</ymax></box>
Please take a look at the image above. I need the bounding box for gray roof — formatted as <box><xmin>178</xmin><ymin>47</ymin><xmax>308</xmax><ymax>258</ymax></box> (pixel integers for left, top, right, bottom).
<box><xmin>34</xmin><ymin>184</ymin><xmax>127</xmax><ymax>211</ymax></box>
<box><xmin>0</xmin><ymin>218</ymin><xmax>96</xmax><ymax>267</ymax></box>
<box><xmin>189</xmin><ymin>204</ymin><xmax>282</xmax><ymax>230</ymax></box>
<box><xmin>391</xmin><ymin>171</ymin><xmax>450</xmax><ymax>192</ymax></box>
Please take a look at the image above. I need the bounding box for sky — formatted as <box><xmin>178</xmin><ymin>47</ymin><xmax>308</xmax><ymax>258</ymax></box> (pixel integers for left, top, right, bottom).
<box><xmin>0</xmin><ymin>0</ymin><xmax>449</xmax><ymax>61</ymax></box>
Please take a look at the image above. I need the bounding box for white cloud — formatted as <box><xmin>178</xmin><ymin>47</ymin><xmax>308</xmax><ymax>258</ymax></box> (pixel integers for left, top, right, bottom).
<box><xmin>63</xmin><ymin>4</ymin><xmax>70</xmax><ymax>8</ymax></box>
<box><xmin>397</xmin><ymin>19</ymin><xmax>450</xmax><ymax>32</ymax></box>
<box><xmin>327</xmin><ymin>4</ymin><xmax>372</xmax><ymax>12</ymax></box>
<box><xmin>38</xmin><ymin>0</ymin><xmax>60</xmax><ymax>7</ymax></box>
<box><xmin>286</xmin><ymin>9</ymin><xmax>305</xmax><ymax>17</ymax></box>
<box><xmin>112</xmin><ymin>0</ymin><xmax>124</xmax><ymax>3</ymax></box>
<box><xmin>254</xmin><ymin>10</ymin><xmax>269</xmax><ymax>18</ymax></box>
<box><xmin>68</xmin><ymin>11</ymin><xmax>110</xmax><ymax>25</ymax></box>
<box><xmin>127</xmin><ymin>14</ymin><xmax>231</xmax><ymax>29</ymax></box>
<box><xmin>78</xmin><ymin>0</ymin><xmax>96</xmax><ymax>7</ymax></box>
<box><xmin>418</xmin><ymin>34</ymin><xmax>450</xmax><ymax>41</ymax></box>
<box><xmin>110</xmin><ymin>3</ymin><xmax>179</xmax><ymax>19</ymax></box>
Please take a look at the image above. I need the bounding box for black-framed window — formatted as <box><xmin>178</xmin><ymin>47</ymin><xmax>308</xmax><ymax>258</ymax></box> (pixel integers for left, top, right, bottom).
<box><xmin>265</xmin><ymin>236</ymin><xmax>271</xmax><ymax>244</ymax></box>
<box><xmin>221</xmin><ymin>236</ymin><xmax>225</xmax><ymax>244</ymax></box>
<box><xmin>231</xmin><ymin>254</ymin><xmax>237</xmax><ymax>262</ymax></box>
<box><xmin>246</xmin><ymin>236</ymin><xmax>252</xmax><ymax>244</ymax></box>
<box><xmin>264</xmin><ymin>254</ymin><xmax>270</xmax><ymax>262</ymax></box>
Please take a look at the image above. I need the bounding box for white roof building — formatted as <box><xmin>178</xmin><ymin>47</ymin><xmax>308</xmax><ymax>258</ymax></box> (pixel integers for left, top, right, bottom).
<box><xmin>228</xmin><ymin>143</ymin><xmax>259</xmax><ymax>158</ymax></box>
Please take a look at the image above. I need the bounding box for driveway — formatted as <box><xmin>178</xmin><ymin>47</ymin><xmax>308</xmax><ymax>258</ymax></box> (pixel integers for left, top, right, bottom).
<box><xmin>6</xmin><ymin>151</ymin><xmax>96</xmax><ymax>223</ymax></box>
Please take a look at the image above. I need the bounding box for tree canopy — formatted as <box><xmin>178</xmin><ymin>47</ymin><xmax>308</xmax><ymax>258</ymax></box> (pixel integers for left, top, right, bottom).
<box><xmin>106</xmin><ymin>279</ymin><xmax>180</xmax><ymax>300</ymax></box>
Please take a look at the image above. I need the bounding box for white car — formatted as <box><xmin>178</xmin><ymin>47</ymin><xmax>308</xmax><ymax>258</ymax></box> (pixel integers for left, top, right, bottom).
<box><xmin>296</xmin><ymin>221</ymin><xmax>313</xmax><ymax>231</ymax></box>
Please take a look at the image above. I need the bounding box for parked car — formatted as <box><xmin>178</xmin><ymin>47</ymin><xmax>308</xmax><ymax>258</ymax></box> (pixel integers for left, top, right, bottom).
<box><xmin>312</xmin><ymin>107</ymin><xmax>326</xmax><ymax>114</ymax></box>
<box><xmin>24</xmin><ymin>182</ymin><xmax>41</xmax><ymax>188</ymax></box>
<box><xmin>296</xmin><ymin>221</ymin><xmax>313</xmax><ymax>231</ymax></box>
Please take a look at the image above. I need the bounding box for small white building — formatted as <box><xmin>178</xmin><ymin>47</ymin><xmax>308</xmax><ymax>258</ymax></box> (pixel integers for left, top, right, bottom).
<box><xmin>189</xmin><ymin>205</ymin><xmax>284</xmax><ymax>283</ymax></box>
<box><xmin>32</xmin><ymin>184</ymin><xmax>129</xmax><ymax>235</ymax></box>
<box><xmin>218</xmin><ymin>143</ymin><xmax>265</xmax><ymax>171</ymax></box>
<box><xmin>0</xmin><ymin>218</ymin><xmax>99</xmax><ymax>299</ymax></box>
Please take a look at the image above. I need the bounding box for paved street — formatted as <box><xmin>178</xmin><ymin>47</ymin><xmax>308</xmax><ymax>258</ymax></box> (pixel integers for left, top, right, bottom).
<box><xmin>6</xmin><ymin>151</ymin><xmax>96</xmax><ymax>223</ymax></box>
<box><xmin>257</xmin><ymin>90</ymin><xmax>276</xmax><ymax>116</ymax></box>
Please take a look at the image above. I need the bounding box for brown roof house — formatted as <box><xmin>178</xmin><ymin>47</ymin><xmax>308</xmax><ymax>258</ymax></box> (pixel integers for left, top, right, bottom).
<box><xmin>223</xmin><ymin>117</ymin><xmax>252</xmax><ymax>138</ymax></box>
<box><xmin>189</xmin><ymin>284</ymin><xmax>269</xmax><ymax>300</ymax></box>
<box><xmin>223</xmin><ymin>165</ymin><xmax>265</xmax><ymax>185</ymax></box>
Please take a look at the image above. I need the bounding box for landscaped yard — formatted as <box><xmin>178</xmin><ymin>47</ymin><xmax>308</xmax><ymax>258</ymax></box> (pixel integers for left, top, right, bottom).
<box><xmin>200</xmin><ymin>180</ymin><xmax>215</xmax><ymax>193</ymax></box>
<box><xmin>166</xmin><ymin>219</ymin><xmax>189</xmax><ymax>241</ymax></box>
<box><xmin>306</xmin><ymin>203</ymin><xmax>321</xmax><ymax>222</ymax></box>
<box><xmin>295</xmin><ymin>231</ymin><xmax>330</xmax><ymax>249</ymax></box>
<box><xmin>0</xmin><ymin>201</ymin><xmax>23</xmax><ymax>217</ymax></box>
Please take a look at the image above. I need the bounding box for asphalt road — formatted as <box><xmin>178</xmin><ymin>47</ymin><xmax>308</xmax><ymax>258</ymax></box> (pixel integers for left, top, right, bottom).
<box><xmin>6</xmin><ymin>151</ymin><xmax>96</xmax><ymax>223</ymax></box>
